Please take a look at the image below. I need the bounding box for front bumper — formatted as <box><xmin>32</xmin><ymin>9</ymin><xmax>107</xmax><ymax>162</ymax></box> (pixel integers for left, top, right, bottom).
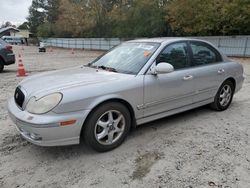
<box><xmin>7</xmin><ymin>98</ymin><xmax>90</xmax><ymax>146</ymax></box>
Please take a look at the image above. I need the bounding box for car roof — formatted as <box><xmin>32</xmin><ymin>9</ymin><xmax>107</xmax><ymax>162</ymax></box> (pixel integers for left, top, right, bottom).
<box><xmin>128</xmin><ymin>37</ymin><xmax>209</xmax><ymax>44</ymax></box>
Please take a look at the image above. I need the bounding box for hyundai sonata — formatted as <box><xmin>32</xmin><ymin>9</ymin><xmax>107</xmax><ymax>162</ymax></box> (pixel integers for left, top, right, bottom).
<box><xmin>8</xmin><ymin>38</ymin><xmax>244</xmax><ymax>152</ymax></box>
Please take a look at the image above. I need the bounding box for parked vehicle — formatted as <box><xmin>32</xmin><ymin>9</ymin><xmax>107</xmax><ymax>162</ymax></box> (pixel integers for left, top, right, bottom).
<box><xmin>38</xmin><ymin>42</ymin><xmax>46</xmax><ymax>52</ymax></box>
<box><xmin>8</xmin><ymin>38</ymin><xmax>244</xmax><ymax>152</ymax></box>
<box><xmin>2</xmin><ymin>36</ymin><xmax>23</xmax><ymax>45</ymax></box>
<box><xmin>0</xmin><ymin>38</ymin><xmax>15</xmax><ymax>72</ymax></box>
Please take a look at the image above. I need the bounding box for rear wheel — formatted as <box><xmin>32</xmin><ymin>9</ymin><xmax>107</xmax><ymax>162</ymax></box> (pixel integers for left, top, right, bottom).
<box><xmin>0</xmin><ymin>64</ymin><xmax>4</xmax><ymax>73</ymax></box>
<box><xmin>210</xmin><ymin>80</ymin><xmax>234</xmax><ymax>111</ymax></box>
<box><xmin>83</xmin><ymin>102</ymin><xmax>131</xmax><ymax>152</ymax></box>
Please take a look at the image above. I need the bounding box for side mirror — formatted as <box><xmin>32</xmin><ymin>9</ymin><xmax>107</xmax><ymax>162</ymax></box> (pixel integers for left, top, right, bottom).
<box><xmin>153</xmin><ymin>62</ymin><xmax>174</xmax><ymax>74</ymax></box>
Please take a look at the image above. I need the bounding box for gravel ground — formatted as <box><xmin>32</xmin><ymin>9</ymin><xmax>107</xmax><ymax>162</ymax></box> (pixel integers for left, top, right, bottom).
<box><xmin>0</xmin><ymin>46</ymin><xmax>249</xmax><ymax>188</ymax></box>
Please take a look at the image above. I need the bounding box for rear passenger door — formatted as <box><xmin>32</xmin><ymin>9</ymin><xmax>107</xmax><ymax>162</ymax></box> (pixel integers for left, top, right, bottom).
<box><xmin>189</xmin><ymin>41</ymin><xmax>227</xmax><ymax>103</ymax></box>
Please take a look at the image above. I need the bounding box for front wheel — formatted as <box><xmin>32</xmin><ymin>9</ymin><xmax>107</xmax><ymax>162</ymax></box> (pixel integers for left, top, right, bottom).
<box><xmin>210</xmin><ymin>80</ymin><xmax>234</xmax><ymax>111</ymax></box>
<box><xmin>83</xmin><ymin>102</ymin><xmax>131</xmax><ymax>152</ymax></box>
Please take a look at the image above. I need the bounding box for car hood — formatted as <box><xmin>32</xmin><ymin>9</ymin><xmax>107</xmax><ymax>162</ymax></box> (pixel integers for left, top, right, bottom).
<box><xmin>19</xmin><ymin>66</ymin><xmax>134</xmax><ymax>96</ymax></box>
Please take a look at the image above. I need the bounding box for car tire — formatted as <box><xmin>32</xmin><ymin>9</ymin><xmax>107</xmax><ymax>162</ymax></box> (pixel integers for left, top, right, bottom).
<box><xmin>0</xmin><ymin>64</ymin><xmax>4</xmax><ymax>73</ymax></box>
<box><xmin>210</xmin><ymin>80</ymin><xmax>234</xmax><ymax>111</ymax></box>
<box><xmin>83</xmin><ymin>102</ymin><xmax>131</xmax><ymax>152</ymax></box>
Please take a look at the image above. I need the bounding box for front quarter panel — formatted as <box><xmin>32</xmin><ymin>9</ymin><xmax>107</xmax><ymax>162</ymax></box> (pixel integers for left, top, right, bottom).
<box><xmin>52</xmin><ymin>75</ymin><xmax>144</xmax><ymax>119</ymax></box>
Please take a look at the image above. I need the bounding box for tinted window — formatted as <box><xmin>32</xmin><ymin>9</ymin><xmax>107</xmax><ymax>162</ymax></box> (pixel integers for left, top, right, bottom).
<box><xmin>0</xmin><ymin>39</ymin><xmax>5</xmax><ymax>47</ymax></box>
<box><xmin>0</xmin><ymin>39</ymin><xmax>4</xmax><ymax>44</ymax></box>
<box><xmin>156</xmin><ymin>42</ymin><xmax>189</xmax><ymax>69</ymax></box>
<box><xmin>190</xmin><ymin>42</ymin><xmax>222</xmax><ymax>66</ymax></box>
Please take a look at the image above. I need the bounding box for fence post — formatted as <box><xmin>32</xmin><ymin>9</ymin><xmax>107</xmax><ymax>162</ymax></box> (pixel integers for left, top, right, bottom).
<box><xmin>218</xmin><ymin>37</ymin><xmax>221</xmax><ymax>48</ymax></box>
<box><xmin>243</xmin><ymin>37</ymin><xmax>248</xmax><ymax>57</ymax></box>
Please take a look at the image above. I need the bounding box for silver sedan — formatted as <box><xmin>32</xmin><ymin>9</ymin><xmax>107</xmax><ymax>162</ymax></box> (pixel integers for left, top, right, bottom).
<box><xmin>8</xmin><ymin>38</ymin><xmax>244</xmax><ymax>152</ymax></box>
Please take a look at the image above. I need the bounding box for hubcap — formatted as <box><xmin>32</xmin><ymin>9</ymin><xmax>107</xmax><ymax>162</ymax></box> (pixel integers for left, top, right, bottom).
<box><xmin>94</xmin><ymin>110</ymin><xmax>125</xmax><ymax>145</ymax></box>
<box><xmin>219</xmin><ymin>84</ymin><xmax>232</xmax><ymax>107</ymax></box>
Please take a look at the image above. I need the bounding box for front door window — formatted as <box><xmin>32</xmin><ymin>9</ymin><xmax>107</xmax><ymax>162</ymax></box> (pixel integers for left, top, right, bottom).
<box><xmin>156</xmin><ymin>43</ymin><xmax>189</xmax><ymax>70</ymax></box>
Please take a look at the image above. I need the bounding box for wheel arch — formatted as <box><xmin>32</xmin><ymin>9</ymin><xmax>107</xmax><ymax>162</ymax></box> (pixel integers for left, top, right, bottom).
<box><xmin>0</xmin><ymin>55</ymin><xmax>5</xmax><ymax>64</ymax></box>
<box><xmin>80</xmin><ymin>98</ymin><xmax>136</xmax><ymax>141</ymax></box>
<box><xmin>0</xmin><ymin>56</ymin><xmax>4</xmax><ymax>72</ymax></box>
<box><xmin>224</xmin><ymin>77</ymin><xmax>236</xmax><ymax>91</ymax></box>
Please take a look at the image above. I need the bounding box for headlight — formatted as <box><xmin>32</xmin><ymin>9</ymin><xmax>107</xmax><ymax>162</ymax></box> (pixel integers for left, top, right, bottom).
<box><xmin>26</xmin><ymin>93</ymin><xmax>62</xmax><ymax>114</ymax></box>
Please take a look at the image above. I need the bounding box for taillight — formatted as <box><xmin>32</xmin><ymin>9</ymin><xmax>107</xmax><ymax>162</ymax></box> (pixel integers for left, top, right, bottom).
<box><xmin>6</xmin><ymin>45</ymin><xmax>12</xmax><ymax>51</ymax></box>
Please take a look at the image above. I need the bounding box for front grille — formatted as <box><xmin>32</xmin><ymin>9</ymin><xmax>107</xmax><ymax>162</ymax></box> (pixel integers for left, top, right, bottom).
<box><xmin>14</xmin><ymin>87</ymin><xmax>25</xmax><ymax>109</ymax></box>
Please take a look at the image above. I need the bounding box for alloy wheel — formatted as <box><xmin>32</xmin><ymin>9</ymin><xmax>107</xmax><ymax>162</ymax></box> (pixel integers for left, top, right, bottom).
<box><xmin>94</xmin><ymin>110</ymin><xmax>125</xmax><ymax>145</ymax></box>
<box><xmin>219</xmin><ymin>84</ymin><xmax>232</xmax><ymax>107</ymax></box>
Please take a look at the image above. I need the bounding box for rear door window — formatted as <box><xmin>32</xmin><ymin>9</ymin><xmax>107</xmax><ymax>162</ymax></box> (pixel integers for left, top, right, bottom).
<box><xmin>190</xmin><ymin>41</ymin><xmax>222</xmax><ymax>66</ymax></box>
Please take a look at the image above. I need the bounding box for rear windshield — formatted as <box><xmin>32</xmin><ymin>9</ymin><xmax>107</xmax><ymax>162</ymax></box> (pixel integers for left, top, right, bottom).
<box><xmin>0</xmin><ymin>38</ymin><xmax>7</xmax><ymax>46</ymax></box>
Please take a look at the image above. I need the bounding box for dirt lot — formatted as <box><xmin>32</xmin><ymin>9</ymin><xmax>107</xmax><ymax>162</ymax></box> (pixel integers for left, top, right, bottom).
<box><xmin>0</xmin><ymin>46</ymin><xmax>250</xmax><ymax>188</ymax></box>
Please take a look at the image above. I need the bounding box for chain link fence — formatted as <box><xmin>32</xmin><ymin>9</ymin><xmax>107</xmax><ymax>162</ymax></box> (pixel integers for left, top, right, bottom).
<box><xmin>43</xmin><ymin>36</ymin><xmax>250</xmax><ymax>57</ymax></box>
<box><xmin>195</xmin><ymin>36</ymin><xmax>250</xmax><ymax>57</ymax></box>
<box><xmin>43</xmin><ymin>38</ymin><xmax>122</xmax><ymax>51</ymax></box>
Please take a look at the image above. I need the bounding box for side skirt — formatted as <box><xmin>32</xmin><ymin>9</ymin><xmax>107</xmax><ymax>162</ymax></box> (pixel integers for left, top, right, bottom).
<box><xmin>136</xmin><ymin>98</ymin><xmax>213</xmax><ymax>126</ymax></box>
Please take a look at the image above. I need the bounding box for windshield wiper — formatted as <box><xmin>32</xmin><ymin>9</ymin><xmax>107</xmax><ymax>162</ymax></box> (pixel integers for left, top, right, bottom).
<box><xmin>86</xmin><ymin>64</ymin><xmax>117</xmax><ymax>72</ymax></box>
<box><xmin>84</xmin><ymin>63</ymin><xmax>94</xmax><ymax>68</ymax></box>
<box><xmin>99</xmin><ymin>65</ymin><xmax>117</xmax><ymax>72</ymax></box>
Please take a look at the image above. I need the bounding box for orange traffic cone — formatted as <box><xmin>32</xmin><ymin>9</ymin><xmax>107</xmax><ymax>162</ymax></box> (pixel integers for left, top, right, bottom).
<box><xmin>71</xmin><ymin>48</ymin><xmax>75</xmax><ymax>55</ymax></box>
<box><xmin>17</xmin><ymin>54</ymin><xmax>27</xmax><ymax>77</ymax></box>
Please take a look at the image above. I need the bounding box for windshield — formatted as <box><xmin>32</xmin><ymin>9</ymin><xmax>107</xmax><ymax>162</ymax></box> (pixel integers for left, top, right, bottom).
<box><xmin>89</xmin><ymin>42</ymin><xmax>160</xmax><ymax>74</ymax></box>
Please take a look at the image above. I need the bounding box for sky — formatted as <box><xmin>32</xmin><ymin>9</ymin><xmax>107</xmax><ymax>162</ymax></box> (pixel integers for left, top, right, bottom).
<box><xmin>0</xmin><ymin>0</ymin><xmax>33</xmax><ymax>26</ymax></box>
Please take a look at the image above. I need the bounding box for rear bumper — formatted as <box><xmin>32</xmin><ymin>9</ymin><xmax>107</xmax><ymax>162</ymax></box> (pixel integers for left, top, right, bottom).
<box><xmin>8</xmin><ymin>97</ymin><xmax>90</xmax><ymax>146</ymax></box>
<box><xmin>4</xmin><ymin>53</ymin><xmax>15</xmax><ymax>65</ymax></box>
<box><xmin>235</xmin><ymin>75</ymin><xmax>245</xmax><ymax>93</ymax></box>
<box><xmin>39</xmin><ymin>47</ymin><xmax>46</xmax><ymax>52</ymax></box>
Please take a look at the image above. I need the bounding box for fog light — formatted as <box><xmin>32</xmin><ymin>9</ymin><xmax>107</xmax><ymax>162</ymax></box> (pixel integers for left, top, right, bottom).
<box><xmin>30</xmin><ymin>133</ymin><xmax>42</xmax><ymax>141</ymax></box>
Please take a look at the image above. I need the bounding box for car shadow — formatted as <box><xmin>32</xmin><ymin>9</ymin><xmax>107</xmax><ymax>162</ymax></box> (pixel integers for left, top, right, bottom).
<box><xmin>1</xmin><ymin>69</ymin><xmax>17</xmax><ymax>74</ymax></box>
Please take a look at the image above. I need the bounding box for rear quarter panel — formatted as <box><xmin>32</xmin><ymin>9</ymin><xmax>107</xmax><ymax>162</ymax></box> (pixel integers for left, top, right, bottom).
<box><xmin>0</xmin><ymin>40</ymin><xmax>15</xmax><ymax>65</ymax></box>
<box><xmin>223</xmin><ymin>61</ymin><xmax>244</xmax><ymax>93</ymax></box>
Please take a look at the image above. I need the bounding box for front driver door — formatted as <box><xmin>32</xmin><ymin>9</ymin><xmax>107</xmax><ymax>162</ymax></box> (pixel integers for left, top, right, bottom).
<box><xmin>143</xmin><ymin>42</ymin><xmax>195</xmax><ymax>118</ymax></box>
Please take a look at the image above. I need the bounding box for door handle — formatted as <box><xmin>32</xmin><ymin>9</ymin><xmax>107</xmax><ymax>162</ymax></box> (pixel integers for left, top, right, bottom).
<box><xmin>183</xmin><ymin>75</ymin><xmax>193</xmax><ymax>81</ymax></box>
<box><xmin>218</xmin><ymin>69</ymin><xmax>225</xmax><ymax>74</ymax></box>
